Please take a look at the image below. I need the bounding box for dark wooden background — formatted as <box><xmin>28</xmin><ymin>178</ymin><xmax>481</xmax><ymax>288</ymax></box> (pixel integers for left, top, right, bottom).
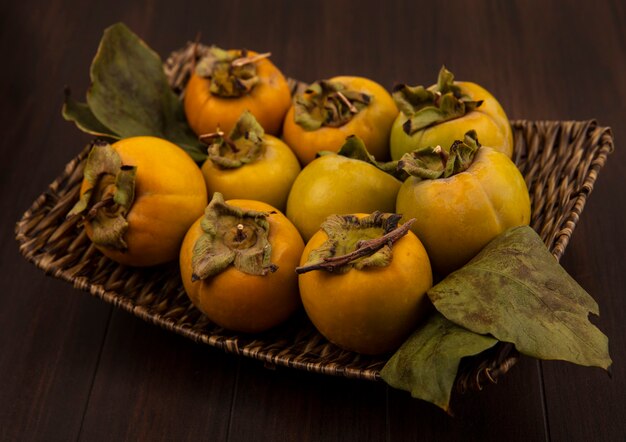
<box><xmin>2</xmin><ymin>1</ymin><xmax>624</xmax><ymax>440</ymax></box>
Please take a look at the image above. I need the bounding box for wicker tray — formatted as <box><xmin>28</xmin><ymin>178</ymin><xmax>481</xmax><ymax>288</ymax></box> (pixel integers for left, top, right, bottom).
<box><xmin>15</xmin><ymin>44</ymin><xmax>614</xmax><ymax>392</ymax></box>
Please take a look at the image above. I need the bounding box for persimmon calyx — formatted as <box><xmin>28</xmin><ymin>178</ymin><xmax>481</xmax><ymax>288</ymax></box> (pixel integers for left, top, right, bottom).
<box><xmin>196</xmin><ymin>46</ymin><xmax>268</xmax><ymax>98</ymax></box>
<box><xmin>331</xmin><ymin>135</ymin><xmax>407</xmax><ymax>180</ymax></box>
<box><xmin>200</xmin><ymin>111</ymin><xmax>265</xmax><ymax>168</ymax></box>
<box><xmin>393</xmin><ymin>66</ymin><xmax>483</xmax><ymax>135</ymax></box>
<box><xmin>67</xmin><ymin>140</ymin><xmax>136</xmax><ymax>250</ymax></box>
<box><xmin>296</xmin><ymin>212</ymin><xmax>415</xmax><ymax>275</ymax></box>
<box><xmin>398</xmin><ymin>130</ymin><xmax>481</xmax><ymax>180</ymax></box>
<box><xmin>192</xmin><ymin>192</ymin><xmax>277</xmax><ymax>281</ymax></box>
<box><xmin>294</xmin><ymin>80</ymin><xmax>372</xmax><ymax>131</ymax></box>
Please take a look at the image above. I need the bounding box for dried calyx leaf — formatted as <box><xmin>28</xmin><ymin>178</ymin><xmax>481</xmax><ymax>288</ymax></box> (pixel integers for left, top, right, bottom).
<box><xmin>196</xmin><ymin>46</ymin><xmax>269</xmax><ymax>98</ymax></box>
<box><xmin>393</xmin><ymin>67</ymin><xmax>483</xmax><ymax>135</ymax></box>
<box><xmin>294</xmin><ymin>80</ymin><xmax>372</xmax><ymax>131</ymax></box>
<box><xmin>191</xmin><ymin>193</ymin><xmax>277</xmax><ymax>280</ymax></box>
<box><xmin>428</xmin><ymin>226</ymin><xmax>612</xmax><ymax>370</ymax></box>
<box><xmin>62</xmin><ymin>23</ymin><xmax>206</xmax><ymax>163</ymax></box>
<box><xmin>200</xmin><ymin>111</ymin><xmax>265</xmax><ymax>168</ymax></box>
<box><xmin>296</xmin><ymin>212</ymin><xmax>414</xmax><ymax>274</ymax></box>
<box><xmin>398</xmin><ymin>130</ymin><xmax>480</xmax><ymax>180</ymax></box>
<box><xmin>381</xmin><ymin>312</ymin><xmax>498</xmax><ymax>414</ymax></box>
<box><xmin>335</xmin><ymin>135</ymin><xmax>408</xmax><ymax>181</ymax></box>
<box><xmin>67</xmin><ymin>140</ymin><xmax>137</xmax><ymax>250</ymax></box>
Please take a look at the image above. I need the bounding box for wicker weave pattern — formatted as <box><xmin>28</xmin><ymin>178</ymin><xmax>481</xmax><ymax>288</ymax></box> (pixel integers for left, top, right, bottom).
<box><xmin>15</xmin><ymin>44</ymin><xmax>614</xmax><ymax>389</ymax></box>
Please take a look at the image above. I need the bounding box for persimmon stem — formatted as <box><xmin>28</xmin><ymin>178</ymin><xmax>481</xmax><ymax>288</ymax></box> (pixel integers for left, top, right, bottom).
<box><xmin>235</xmin><ymin>223</ymin><xmax>246</xmax><ymax>241</ymax></box>
<box><xmin>433</xmin><ymin>90</ymin><xmax>442</xmax><ymax>106</ymax></box>
<box><xmin>86</xmin><ymin>196</ymin><xmax>115</xmax><ymax>220</ymax></box>
<box><xmin>295</xmin><ymin>218</ymin><xmax>416</xmax><ymax>274</ymax></box>
<box><xmin>199</xmin><ymin>130</ymin><xmax>225</xmax><ymax>141</ymax></box>
<box><xmin>336</xmin><ymin>91</ymin><xmax>358</xmax><ymax>113</ymax></box>
<box><xmin>199</xmin><ymin>130</ymin><xmax>239</xmax><ymax>152</ymax></box>
<box><xmin>434</xmin><ymin>145</ymin><xmax>449</xmax><ymax>167</ymax></box>
<box><xmin>231</xmin><ymin>52</ymin><xmax>271</xmax><ymax>67</ymax></box>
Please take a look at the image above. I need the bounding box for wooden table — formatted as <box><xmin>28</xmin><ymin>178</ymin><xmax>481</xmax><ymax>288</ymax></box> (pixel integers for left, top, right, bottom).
<box><xmin>2</xmin><ymin>1</ymin><xmax>624</xmax><ymax>440</ymax></box>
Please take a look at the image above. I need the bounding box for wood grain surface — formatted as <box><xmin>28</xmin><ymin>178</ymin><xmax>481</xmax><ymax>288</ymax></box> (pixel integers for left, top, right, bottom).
<box><xmin>2</xmin><ymin>1</ymin><xmax>624</xmax><ymax>441</ymax></box>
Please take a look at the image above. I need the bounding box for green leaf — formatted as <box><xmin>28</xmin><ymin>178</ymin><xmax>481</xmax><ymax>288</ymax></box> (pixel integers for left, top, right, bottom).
<box><xmin>381</xmin><ymin>312</ymin><xmax>498</xmax><ymax>413</ymax></box>
<box><xmin>62</xmin><ymin>89</ymin><xmax>119</xmax><ymax>139</ymax></box>
<box><xmin>67</xmin><ymin>22</ymin><xmax>206</xmax><ymax>162</ymax></box>
<box><xmin>428</xmin><ymin>226</ymin><xmax>612</xmax><ymax>370</ymax></box>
